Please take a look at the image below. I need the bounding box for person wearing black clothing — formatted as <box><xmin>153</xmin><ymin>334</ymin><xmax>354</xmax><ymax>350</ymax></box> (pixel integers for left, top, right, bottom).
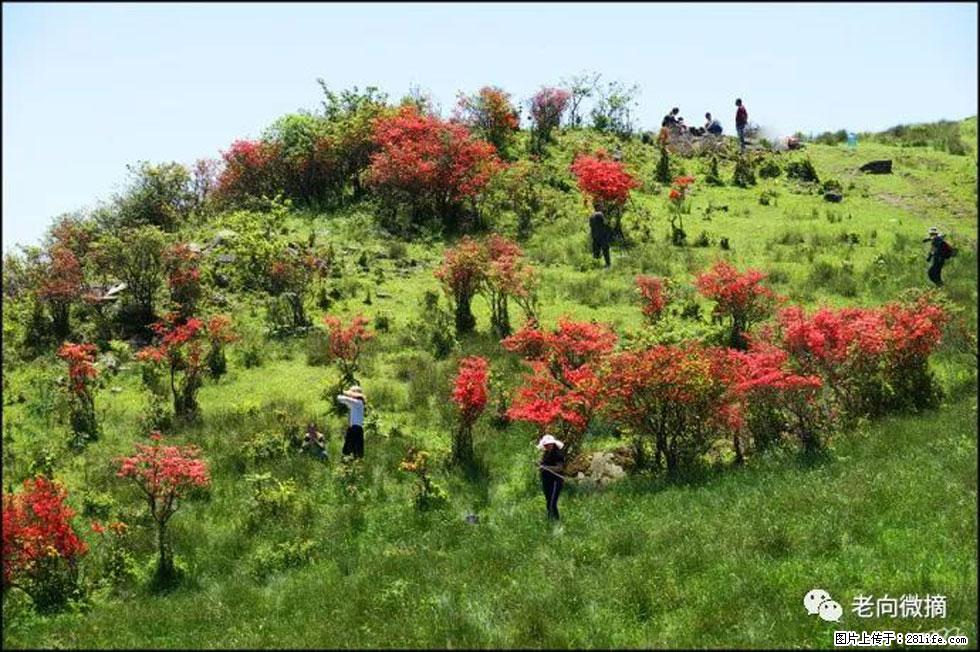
<box><xmin>661</xmin><ymin>107</ymin><xmax>680</xmax><ymax>129</ymax></box>
<box><xmin>589</xmin><ymin>210</ymin><xmax>611</xmax><ymax>267</ymax></box>
<box><xmin>537</xmin><ymin>435</ymin><xmax>566</xmax><ymax>521</ymax></box>
<box><xmin>923</xmin><ymin>226</ymin><xmax>952</xmax><ymax>287</ymax></box>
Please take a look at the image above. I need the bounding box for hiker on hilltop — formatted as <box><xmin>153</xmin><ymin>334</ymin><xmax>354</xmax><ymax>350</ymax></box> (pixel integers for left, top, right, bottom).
<box><xmin>537</xmin><ymin>435</ymin><xmax>566</xmax><ymax>521</ymax></box>
<box><xmin>735</xmin><ymin>98</ymin><xmax>749</xmax><ymax>151</ymax></box>
<box><xmin>336</xmin><ymin>385</ymin><xmax>366</xmax><ymax>458</ymax></box>
<box><xmin>704</xmin><ymin>112</ymin><xmax>723</xmax><ymax>135</ymax></box>
<box><xmin>589</xmin><ymin>209</ymin><xmax>612</xmax><ymax>268</ymax></box>
<box><xmin>661</xmin><ymin>107</ymin><xmax>680</xmax><ymax>130</ymax></box>
<box><xmin>923</xmin><ymin>226</ymin><xmax>955</xmax><ymax>287</ymax></box>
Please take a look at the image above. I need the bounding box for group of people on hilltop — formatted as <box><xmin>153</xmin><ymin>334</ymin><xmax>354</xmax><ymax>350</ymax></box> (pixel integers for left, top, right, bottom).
<box><xmin>661</xmin><ymin>98</ymin><xmax>749</xmax><ymax>151</ymax></box>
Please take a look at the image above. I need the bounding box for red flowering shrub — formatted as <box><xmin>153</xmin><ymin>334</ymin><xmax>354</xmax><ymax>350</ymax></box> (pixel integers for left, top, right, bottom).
<box><xmin>215</xmin><ymin>139</ymin><xmax>284</xmax><ymax>203</ymax></box>
<box><xmin>726</xmin><ymin>344</ymin><xmax>828</xmax><ymax>455</ymax></box>
<box><xmin>777</xmin><ymin>294</ymin><xmax>949</xmax><ymax>417</ymax></box>
<box><xmin>204</xmin><ymin>314</ymin><xmax>237</xmax><ymax>379</ymax></box>
<box><xmin>3</xmin><ymin>476</ymin><xmax>87</xmax><ymax>611</ymax></box>
<box><xmin>365</xmin><ymin>105</ymin><xmax>503</xmax><ymax>230</ymax></box>
<box><xmin>635</xmin><ymin>275</ymin><xmax>671</xmax><ymax>322</ymax></box>
<box><xmin>529</xmin><ymin>87</ymin><xmax>571</xmax><ymax>152</ymax></box>
<box><xmin>57</xmin><ymin>343</ymin><xmax>100</xmax><ymax>446</ymax></box>
<box><xmin>137</xmin><ymin>314</ymin><xmax>210</xmax><ymax>419</ymax></box>
<box><xmin>450</xmin><ymin>356</ymin><xmax>490</xmax><ymax>466</ymax></box>
<box><xmin>605</xmin><ymin>344</ymin><xmax>735</xmax><ymax>473</ymax></box>
<box><xmin>321</xmin><ymin>314</ymin><xmax>375</xmax><ymax>385</ymax></box>
<box><xmin>434</xmin><ymin>237</ymin><xmax>489</xmax><ymax>334</ymax></box>
<box><xmin>116</xmin><ymin>433</ymin><xmax>210</xmax><ymax>581</ymax></box>
<box><xmin>163</xmin><ymin>243</ymin><xmax>202</xmax><ymax>321</ymax></box>
<box><xmin>696</xmin><ymin>260</ymin><xmax>778</xmax><ymax>349</ymax></box>
<box><xmin>454</xmin><ymin>86</ymin><xmax>520</xmax><ymax>156</ymax></box>
<box><xmin>503</xmin><ymin>318</ymin><xmax>616</xmax><ymax>456</ymax></box>
<box><xmin>38</xmin><ymin>246</ymin><xmax>84</xmax><ymax>340</ymax></box>
<box><xmin>266</xmin><ymin>251</ymin><xmax>317</xmax><ymax>330</ymax></box>
<box><xmin>483</xmin><ymin>235</ymin><xmax>538</xmax><ymax>337</ymax></box>
<box><xmin>570</xmin><ymin>153</ymin><xmax>639</xmax><ymax>209</ymax></box>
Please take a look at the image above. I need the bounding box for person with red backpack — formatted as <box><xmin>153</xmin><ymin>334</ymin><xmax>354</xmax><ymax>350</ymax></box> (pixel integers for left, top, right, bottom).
<box><xmin>735</xmin><ymin>98</ymin><xmax>748</xmax><ymax>151</ymax></box>
<box><xmin>923</xmin><ymin>226</ymin><xmax>956</xmax><ymax>287</ymax></box>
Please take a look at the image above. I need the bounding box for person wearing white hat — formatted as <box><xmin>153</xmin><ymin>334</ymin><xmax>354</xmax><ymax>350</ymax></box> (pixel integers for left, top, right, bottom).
<box><xmin>922</xmin><ymin>226</ymin><xmax>953</xmax><ymax>287</ymax></box>
<box><xmin>337</xmin><ymin>385</ymin><xmax>366</xmax><ymax>458</ymax></box>
<box><xmin>537</xmin><ymin>434</ymin><xmax>566</xmax><ymax>521</ymax></box>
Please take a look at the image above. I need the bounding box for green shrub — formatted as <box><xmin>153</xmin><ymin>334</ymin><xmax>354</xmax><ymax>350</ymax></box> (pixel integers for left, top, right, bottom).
<box><xmin>240</xmin><ymin>430</ymin><xmax>292</xmax><ymax>466</ymax></box>
<box><xmin>785</xmin><ymin>158</ymin><xmax>819</xmax><ymax>183</ymax></box>
<box><xmin>731</xmin><ymin>156</ymin><xmax>756</xmax><ymax>187</ymax></box>
<box><xmin>247</xmin><ymin>539</ymin><xmax>317</xmax><ymax>581</ymax></box>
<box><xmin>757</xmin><ymin>158</ymin><xmax>781</xmax><ymax>178</ymax></box>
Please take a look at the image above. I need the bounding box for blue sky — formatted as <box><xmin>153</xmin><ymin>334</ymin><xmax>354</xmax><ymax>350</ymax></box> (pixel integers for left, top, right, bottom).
<box><xmin>3</xmin><ymin>2</ymin><xmax>977</xmax><ymax>250</ymax></box>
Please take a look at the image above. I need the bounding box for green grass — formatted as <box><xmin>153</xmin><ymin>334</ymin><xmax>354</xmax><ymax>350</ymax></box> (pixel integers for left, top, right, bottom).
<box><xmin>2</xmin><ymin>122</ymin><xmax>977</xmax><ymax>648</ymax></box>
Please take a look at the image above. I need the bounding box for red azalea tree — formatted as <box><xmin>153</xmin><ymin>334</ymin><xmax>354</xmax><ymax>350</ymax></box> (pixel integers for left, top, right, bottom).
<box><xmin>136</xmin><ymin>314</ymin><xmax>210</xmax><ymax>419</ymax></box>
<box><xmin>364</xmin><ymin>105</ymin><xmax>503</xmax><ymax>230</ymax></box>
<box><xmin>635</xmin><ymin>275</ymin><xmax>671</xmax><ymax>323</ymax></box>
<box><xmin>57</xmin><ymin>342</ymin><xmax>101</xmax><ymax>446</ymax></box>
<box><xmin>434</xmin><ymin>237</ymin><xmax>489</xmax><ymax>334</ymax></box>
<box><xmin>605</xmin><ymin>344</ymin><xmax>736</xmax><ymax>474</ymax></box>
<box><xmin>116</xmin><ymin>433</ymin><xmax>210</xmax><ymax>581</ymax></box>
<box><xmin>529</xmin><ymin>87</ymin><xmax>571</xmax><ymax>151</ymax></box>
<box><xmin>321</xmin><ymin>314</ymin><xmax>375</xmax><ymax>386</ymax></box>
<box><xmin>215</xmin><ymin>139</ymin><xmax>284</xmax><ymax>203</ymax></box>
<box><xmin>502</xmin><ymin>318</ymin><xmax>616</xmax><ymax>456</ymax></box>
<box><xmin>204</xmin><ymin>314</ymin><xmax>237</xmax><ymax>379</ymax></box>
<box><xmin>727</xmin><ymin>344</ymin><xmax>827</xmax><ymax>455</ymax></box>
<box><xmin>482</xmin><ymin>235</ymin><xmax>538</xmax><ymax>338</ymax></box>
<box><xmin>2</xmin><ymin>476</ymin><xmax>88</xmax><ymax>612</ymax></box>
<box><xmin>570</xmin><ymin>152</ymin><xmax>639</xmax><ymax>240</ymax></box>
<box><xmin>38</xmin><ymin>246</ymin><xmax>84</xmax><ymax>341</ymax></box>
<box><xmin>163</xmin><ymin>243</ymin><xmax>202</xmax><ymax>321</ymax></box>
<box><xmin>454</xmin><ymin>86</ymin><xmax>520</xmax><ymax>156</ymax></box>
<box><xmin>696</xmin><ymin>260</ymin><xmax>779</xmax><ymax>350</ymax></box>
<box><xmin>450</xmin><ymin>356</ymin><xmax>490</xmax><ymax>466</ymax></box>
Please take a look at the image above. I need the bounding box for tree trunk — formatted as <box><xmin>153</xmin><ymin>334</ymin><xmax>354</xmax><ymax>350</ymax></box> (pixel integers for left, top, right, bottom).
<box><xmin>455</xmin><ymin>293</ymin><xmax>476</xmax><ymax>334</ymax></box>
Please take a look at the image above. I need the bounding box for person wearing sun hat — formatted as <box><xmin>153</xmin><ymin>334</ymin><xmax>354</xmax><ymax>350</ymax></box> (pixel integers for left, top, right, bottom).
<box><xmin>537</xmin><ymin>434</ymin><xmax>566</xmax><ymax>521</ymax></box>
<box><xmin>336</xmin><ymin>385</ymin><xmax>366</xmax><ymax>458</ymax></box>
<box><xmin>922</xmin><ymin>226</ymin><xmax>953</xmax><ymax>287</ymax></box>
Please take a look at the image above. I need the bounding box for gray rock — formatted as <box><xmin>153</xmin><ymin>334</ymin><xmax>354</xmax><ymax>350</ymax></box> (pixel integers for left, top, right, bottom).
<box><xmin>464</xmin><ymin>513</ymin><xmax>479</xmax><ymax>525</ymax></box>
<box><xmin>824</xmin><ymin>192</ymin><xmax>843</xmax><ymax>203</ymax></box>
<box><xmin>859</xmin><ymin>160</ymin><xmax>892</xmax><ymax>174</ymax></box>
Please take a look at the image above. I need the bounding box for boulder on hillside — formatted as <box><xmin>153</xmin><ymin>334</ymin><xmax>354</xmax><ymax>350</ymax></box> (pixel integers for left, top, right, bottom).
<box><xmin>824</xmin><ymin>192</ymin><xmax>843</xmax><ymax>203</ymax></box>
<box><xmin>859</xmin><ymin>160</ymin><xmax>892</xmax><ymax>174</ymax></box>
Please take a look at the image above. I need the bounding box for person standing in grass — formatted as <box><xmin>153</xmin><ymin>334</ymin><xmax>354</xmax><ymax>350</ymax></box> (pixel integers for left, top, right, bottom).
<box><xmin>537</xmin><ymin>435</ymin><xmax>566</xmax><ymax>521</ymax></box>
<box><xmin>337</xmin><ymin>385</ymin><xmax>366</xmax><ymax>458</ymax></box>
<box><xmin>735</xmin><ymin>98</ymin><xmax>748</xmax><ymax>151</ymax></box>
<box><xmin>589</xmin><ymin>209</ymin><xmax>612</xmax><ymax>268</ymax></box>
<box><xmin>923</xmin><ymin>226</ymin><xmax>954</xmax><ymax>287</ymax></box>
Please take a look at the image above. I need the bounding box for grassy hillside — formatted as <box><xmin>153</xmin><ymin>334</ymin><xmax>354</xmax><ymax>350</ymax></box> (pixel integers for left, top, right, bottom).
<box><xmin>2</xmin><ymin>122</ymin><xmax>977</xmax><ymax>648</ymax></box>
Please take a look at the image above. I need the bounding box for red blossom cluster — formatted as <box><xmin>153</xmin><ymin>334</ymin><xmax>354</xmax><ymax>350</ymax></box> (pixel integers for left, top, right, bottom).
<box><xmin>3</xmin><ymin>476</ymin><xmax>88</xmax><ymax>592</ymax></box>
<box><xmin>635</xmin><ymin>275</ymin><xmax>671</xmax><ymax>322</ymax></box>
<box><xmin>452</xmin><ymin>356</ymin><xmax>490</xmax><ymax>425</ymax></box>
<box><xmin>696</xmin><ymin>260</ymin><xmax>779</xmax><ymax>349</ymax></box>
<box><xmin>668</xmin><ymin>175</ymin><xmax>695</xmax><ymax>203</ymax></box>
<box><xmin>57</xmin><ymin>342</ymin><xmax>99</xmax><ymax>396</ymax></box>
<box><xmin>365</xmin><ymin>105</ymin><xmax>503</xmax><ymax>221</ymax></box>
<box><xmin>570</xmin><ymin>153</ymin><xmax>640</xmax><ymax>207</ymax></box>
<box><xmin>216</xmin><ymin>139</ymin><xmax>283</xmax><ymax>201</ymax></box>
<box><xmin>454</xmin><ymin>86</ymin><xmax>520</xmax><ymax>153</ymax></box>
<box><xmin>38</xmin><ymin>247</ymin><xmax>83</xmax><ymax>303</ymax></box>
<box><xmin>137</xmin><ymin>314</ymin><xmax>216</xmax><ymax>417</ymax></box>
<box><xmin>322</xmin><ymin>314</ymin><xmax>375</xmax><ymax>384</ymax></box>
<box><xmin>163</xmin><ymin>243</ymin><xmax>202</xmax><ymax>319</ymax></box>
<box><xmin>502</xmin><ymin>318</ymin><xmax>616</xmax><ymax>452</ymax></box>
<box><xmin>529</xmin><ymin>87</ymin><xmax>571</xmax><ymax>141</ymax></box>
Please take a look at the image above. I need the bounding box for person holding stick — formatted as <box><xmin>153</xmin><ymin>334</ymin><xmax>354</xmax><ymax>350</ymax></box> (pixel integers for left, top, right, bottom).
<box><xmin>337</xmin><ymin>385</ymin><xmax>366</xmax><ymax>458</ymax></box>
<box><xmin>537</xmin><ymin>434</ymin><xmax>566</xmax><ymax>521</ymax></box>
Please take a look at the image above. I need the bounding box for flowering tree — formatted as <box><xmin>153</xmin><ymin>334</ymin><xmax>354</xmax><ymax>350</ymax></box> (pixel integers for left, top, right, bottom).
<box><xmin>2</xmin><ymin>476</ymin><xmax>88</xmax><ymax>612</ymax></box>
<box><xmin>528</xmin><ymin>87</ymin><xmax>571</xmax><ymax>152</ymax></box>
<box><xmin>454</xmin><ymin>86</ymin><xmax>520</xmax><ymax>156</ymax></box>
<box><xmin>482</xmin><ymin>235</ymin><xmax>538</xmax><ymax>338</ymax></box>
<box><xmin>635</xmin><ymin>275</ymin><xmax>671</xmax><ymax>323</ymax></box>
<box><xmin>38</xmin><ymin>246</ymin><xmax>84</xmax><ymax>340</ymax></box>
<box><xmin>215</xmin><ymin>139</ymin><xmax>284</xmax><ymax>203</ymax></box>
<box><xmin>204</xmin><ymin>314</ymin><xmax>237</xmax><ymax>379</ymax></box>
<box><xmin>726</xmin><ymin>344</ymin><xmax>827</xmax><ymax>455</ymax></box>
<box><xmin>163</xmin><ymin>243</ymin><xmax>202</xmax><ymax>321</ymax></box>
<box><xmin>450</xmin><ymin>356</ymin><xmax>490</xmax><ymax>466</ymax></box>
<box><xmin>116</xmin><ymin>434</ymin><xmax>210</xmax><ymax>580</ymax></box>
<box><xmin>434</xmin><ymin>237</ymin><xmax>489</xmax><ymax>334</ymax></box>
<box><xmin>321</xmin><ymin>314</ymin><xmax>375</xmax><ymax>386</ymax></box>
<box><xmin>667</xmin><ymin>176</ymin><xmax>695</xmax><ymax>245</ymax></box>
<box><xmin>364</xmin><ymin>105</ymin><xmax>503</xmax><ymax>230</ymax></box>
<box><xmin>503</xmin><ymin>318</ymin><xmax>616</xmax><ymax>456</ymax></box>
<box><xmin>136</xmin><ymin>315</ymin><xmax>210</xmax><ymax>419</ymax></box>
<box><xmin>605</xmin><ymin>344</ymin><xmax>735</xmax><ymax>473</ymax></box>
<box><xmin>696</xmin><ymin>260</ymin><xmax>778</xmax><ymax>350</ymax></box>
<box><xmin>57</xmin><ymin>343</ymin><xmax>100</xmax><ymax>447</ymax></box>
<box><xmin>267</xmin><ymin>251</ymin><xmax>318</xmax><ymax>329</ymax></box>
<box><xmin>570</xmin><ymin>152</ymin><xmax>639</xmax><ymax>241</ymax></box>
